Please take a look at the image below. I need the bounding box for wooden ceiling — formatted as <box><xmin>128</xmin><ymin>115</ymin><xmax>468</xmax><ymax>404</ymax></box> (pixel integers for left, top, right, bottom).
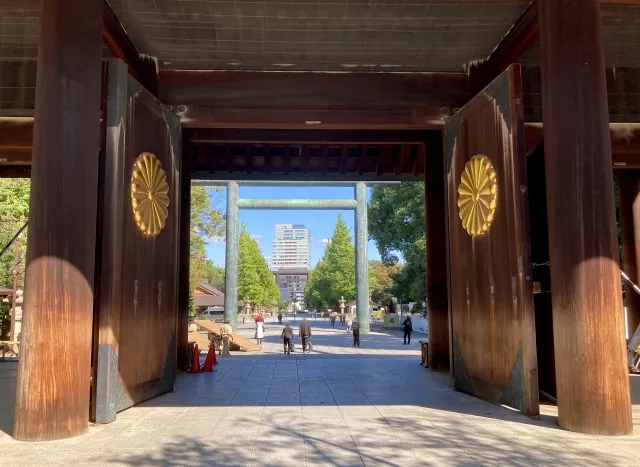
<box><xmin>188</xmin><ymin>129</ymin><xmax>434</xmax><ymax>181</ymax></box>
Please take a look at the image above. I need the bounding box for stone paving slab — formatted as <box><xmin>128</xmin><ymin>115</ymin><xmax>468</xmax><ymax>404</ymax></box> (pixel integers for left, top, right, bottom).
<box><xmin>1</xmin><ymin>318</ymin><xmax>640</xmax><ymax>465</ymax></box>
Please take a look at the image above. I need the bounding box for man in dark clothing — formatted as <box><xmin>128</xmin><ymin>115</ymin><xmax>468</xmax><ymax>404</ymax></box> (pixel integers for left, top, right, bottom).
<box><xmin>402</xmin><ymin>316</ymin><xmax>413</xmax><ymax>345</ymax></box>
<box><xmin>352</xmin><ymin>320</ymin><xmax>360</xmax><ymax>347</ymax></box>
<box><xmin>299</xmin><ymin>319</ymin><xmax>312</xmax><ymax>353</ymax></box>
<box><xmin>281</xmin><ymin>322</ymin><xmax>294</xmax><ymax>354</ymax></box>
<box><xmin>278</xmin><ymin>312</ymin><xmax>283</xmax><ymax>325</ymax></box>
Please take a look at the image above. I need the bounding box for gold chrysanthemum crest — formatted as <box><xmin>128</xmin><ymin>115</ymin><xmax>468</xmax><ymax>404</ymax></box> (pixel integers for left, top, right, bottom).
<box><xmin>130</xmin><ymin>152</ymin><xmax>170</xmax><ymax>237</ymax></box>
<box><xmin>457</xmin><ymin>154</ymin><xmax>497</xmax><ymax>237</ymax></box>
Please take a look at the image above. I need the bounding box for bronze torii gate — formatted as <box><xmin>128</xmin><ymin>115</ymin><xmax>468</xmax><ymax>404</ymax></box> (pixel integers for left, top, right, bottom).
<box><xmin>192</xmin><ymin>180</ymin><xmax>391</xmax><ymax>333</ymax></box>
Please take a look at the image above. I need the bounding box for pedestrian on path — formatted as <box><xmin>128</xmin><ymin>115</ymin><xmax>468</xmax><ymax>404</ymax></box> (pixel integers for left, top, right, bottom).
<box><xmin>330</xmin><ymin>315</ymin><xmax>336</xmax><ymax>329</ymax></box>
<box><xmin>278</xmin><ymin>312</ymin><xmax>283</xmax><ymax>325</ymax></box>
<box><xmin>352</xmin><ymin>320</ymin><xmax>360</xmax><ymax>347</ymax></box>
<box><xmin>402</xmin><ymin>316</ymin><xmax>413</xmax><ymax>345</ymax></box>
<box><xmin>220</xmin><ymin>320</ymin><xmax>233</xmax><ymax>356</ymax></box>
<box><xmin>299</xmin><ymin>318</ymin><xmax>312</xmax><ymax>353</ymax></box>
<box><xmin>281</xmin><ymin>322</ymin><xmax>294</xmax><ymax>354</ymax></box>
<box><xmin>346</xmin><ymin>316</ymin><xmax>352</xmax><ymax>332</ymax></box>
<box><xmin>255</xmin><ymin>320</ymin><xmax>265</xmax><ymax>345</ymax></box>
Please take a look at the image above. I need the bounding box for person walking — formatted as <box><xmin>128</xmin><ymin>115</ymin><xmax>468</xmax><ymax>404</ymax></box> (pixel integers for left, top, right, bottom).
<box><xmin>220</xmin><ymin>320</ymin><xmax>233</xmax><ymax>356</ymax></box>
<box><xmin>299</xmin><ymin>318</ymin><xmax>312</xmax><ymax>353</ymax></box>
<box><xmin>402</xmin><ymin>316</ymin><xmax>413</xmax><ymax>345</ymax></box>
<box><xmin>255</xmin><ymin>319</ymin><xmax>265</xmax><ymax>345</ymax></box>
<box><xmin>278</xmin><ymin>312</ymin><xmax>283</xmax><ymax>325</ymax></box>
<box><xmin>346</xmin><ymin>316</ymin><xmax>352</xmax><ymax>332</ymax></box>
<box><xmin>352</xmin><ymin>320</ymin><xmax>360</xmax><ymax>347</ymax></box>
<box><xmin>330</xmin><ymin>315</ymin><xmax>336</xmax><ymax>329</ymax></box>
<box><xmin>281</xmin><ymin>322</ymin><xmax>294</xmax><ymax>354</ymax></box>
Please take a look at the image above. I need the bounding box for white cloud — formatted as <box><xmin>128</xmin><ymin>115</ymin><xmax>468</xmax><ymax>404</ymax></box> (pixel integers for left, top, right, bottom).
<box><xmin>319</xmin><ymin>238</ymin><xmax>330</xmax><ymax>247</ymax></box>
<box><xmin>250</xmin><ymin>234</ymin><xmax>263</xmax><ymax>243</ymax></box>
<box><xmin>207</xmin><ymin>236</ymin><xmax>225</xmax><ymax>245</ymax></box>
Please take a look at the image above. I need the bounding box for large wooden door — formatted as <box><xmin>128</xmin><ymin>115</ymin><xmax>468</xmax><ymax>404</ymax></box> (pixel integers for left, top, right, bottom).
<box><xmin>92</xmin><ymin>59</ymin><xmax>181</xmax><ymax>423</ymax></box>
<box><xmin>444</xmin><ymin>65</ymin><xmax>539</xmax><ymax>416</ymax></box>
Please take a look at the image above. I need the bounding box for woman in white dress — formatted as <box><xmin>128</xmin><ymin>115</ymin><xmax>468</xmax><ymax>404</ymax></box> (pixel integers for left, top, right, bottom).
<box><xmin>255</xmin><ymin>320</ymin><xmax>265</xmax><ymax>345</ymax></box>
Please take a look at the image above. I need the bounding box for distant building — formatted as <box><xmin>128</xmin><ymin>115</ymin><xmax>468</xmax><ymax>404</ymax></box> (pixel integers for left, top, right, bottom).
<box><xmin>272</xmin><ymin>267</ymin><xmax>308</xmax><ymax>304</ymax></box>
<box><xmin>193</xmin><ymin>283</ymin><xmax>225</xmax><ymax>313</ymax></box>
<box><xmin>272</xmin><ymin>224</ymin><xmax>311</xmax><ymax>269</ymax></box>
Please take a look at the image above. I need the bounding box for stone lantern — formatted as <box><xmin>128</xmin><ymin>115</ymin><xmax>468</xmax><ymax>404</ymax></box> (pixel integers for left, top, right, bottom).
<box><xmin>338</xmin><ymin>296</ymin><xmax>346</xmax><ymax>314</ymax></box>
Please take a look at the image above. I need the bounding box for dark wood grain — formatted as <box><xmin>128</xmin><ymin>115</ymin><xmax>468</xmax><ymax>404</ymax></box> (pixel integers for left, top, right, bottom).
<box><xmin>159</xmin><ymin>70</ymin><xmax>467</xmax><ymax>130</ymax></box>
<box><xmin>14</xmin><ymin>0</ymin><xmax>102</xmax><ymax>441</ymax></box>
<box><xmin>468</xmin><ymin>2</ymin><xmax>539</xmax><ymax>97</ymax></box>
<box><xmin>617</xmin><ymin>171</ymin><xmax>640</xmax><ymax>342</ymax></box>
<box><xmin>445</xmin><ymin>65</ymin><xmax>539</xmax><ymax>416</ymax></box>
<box><xmin>0</xmin><ymin>117</ymin><xmax>33</xmax><ymax>150</ymax></box>
<box><xmin>539</xmin><ymin>0</ymin><xmax>632</xmax><ymax>435</ymax></box>
<box><xmin>425</xmin><ymin>134</ymin><xmax>450</xmax><ymax>371</ymax></box>
<box><xmin>177</xmin><ymin>131</ymin><xmax>191</xmax><ymax>371</ymax></box>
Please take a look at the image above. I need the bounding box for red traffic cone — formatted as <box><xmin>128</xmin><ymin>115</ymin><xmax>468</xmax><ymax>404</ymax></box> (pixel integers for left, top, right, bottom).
<box><xmin>202</xmin><ymin>342</ymin><xmax>218</xmax><ymax>372</ymax></box>
<box><xmin>187</xmin><ymin>344</ymin><xmax>202</xmax><ymax>373</ymax></box>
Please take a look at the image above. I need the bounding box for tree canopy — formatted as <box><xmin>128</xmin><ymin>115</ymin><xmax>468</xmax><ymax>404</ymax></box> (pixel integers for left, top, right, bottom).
<box><xmin>0</xmin><ymin>179</ymin><xmax>30</xmax><ymax>339</ymax></box>
<box><xmin>368</xmin><ymin>182</ymin><xmax>426</xmax><ymax>302</ymax></box>
<box><xmin>238</xmin><ymin>226</ymin><xmax>280</xmax><ymax>307</ymax></box>
<box><xmin>369</xmin><ymin>260</ymin><xmax>404</xmax><ymax>306</ymax></box>
<box><xmin>305</xmin><ymin>215</ymin><xmax>375</xmax><ymax>309</ymax></box>
<box><xmin>189</xmin><ymin>186</ymin><xmax>225</xmax><ymax>307</ymax></box>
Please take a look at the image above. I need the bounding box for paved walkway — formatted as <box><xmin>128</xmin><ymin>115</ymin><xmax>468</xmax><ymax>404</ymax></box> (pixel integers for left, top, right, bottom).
<box><xmin>2</xmin><ymin>318</ymin><xmax>640</xmax><ymax>466</ymax></box>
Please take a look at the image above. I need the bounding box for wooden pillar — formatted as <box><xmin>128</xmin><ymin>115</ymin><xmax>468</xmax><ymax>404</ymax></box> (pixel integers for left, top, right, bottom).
<box><xmin>177</xmin><ymin>133</ymin><xmax>192</xmax><ymax>371</ymax></box>
<box><xmin>14</xmin><ymin>0</ymin><xmax>103</xmax><ymax>441</ymax></box>
<box><xmin>539</xmin><ymin>0</ymin><xmax>632</xmax><ymax>435</ymax></box>
<box><xmin>425</xmin><ymin>137</ymin><xmax>449</xmax><ymax>371</ymax></box>
<box><xmin>618</xmin><ymin>171</ymin><xmax>640</xmax><ymax>338</ymax></box>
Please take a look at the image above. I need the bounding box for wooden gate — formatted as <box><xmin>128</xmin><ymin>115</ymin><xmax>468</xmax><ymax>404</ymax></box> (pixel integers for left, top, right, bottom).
<box><xmin>444</xmin><ymin>65</ymin><xmax>539</xmax><ymax>416</ymax></box>
<box><xmin>92</xmin><ymin>59</ymin><xmax>182</xmax><ymax>423</ymax></box>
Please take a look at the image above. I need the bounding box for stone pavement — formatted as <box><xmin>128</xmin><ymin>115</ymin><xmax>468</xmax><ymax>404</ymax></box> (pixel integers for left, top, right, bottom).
<box><xmin>1</xmin><ymin>318</ymin><xmax>640</xmax><ymax>466</ymax></box>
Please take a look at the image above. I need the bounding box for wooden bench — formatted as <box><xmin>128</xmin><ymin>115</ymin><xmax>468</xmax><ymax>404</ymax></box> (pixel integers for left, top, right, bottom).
<box><xmin>419</xmin><ymin>340</ymin><xmax>429</xmax><ymax>368</ymax></box>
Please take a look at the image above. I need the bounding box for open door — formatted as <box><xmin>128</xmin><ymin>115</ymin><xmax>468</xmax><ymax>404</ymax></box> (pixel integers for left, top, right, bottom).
<box><xmin>443</xmin><ymin>65</ymin><xmax>539</xmax><ymax>416</ymax></box>
<box><xmin>91</xmin><ymin>59</ymin><xmax>182</xmax><ymax>423</ymax></box>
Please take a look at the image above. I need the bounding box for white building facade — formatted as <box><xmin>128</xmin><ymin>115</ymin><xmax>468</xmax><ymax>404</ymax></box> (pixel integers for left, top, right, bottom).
<box><xmin>271</xmin><ymin>224</ymin><xmax>311</xmax><ymax>269</ymax></box>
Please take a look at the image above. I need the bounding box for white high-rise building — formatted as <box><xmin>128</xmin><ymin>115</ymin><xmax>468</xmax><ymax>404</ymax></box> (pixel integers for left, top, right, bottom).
<box><xmin>271</xmin><ymin>224</ymin><xmax>311</xmax><ymax>270</ymax></box>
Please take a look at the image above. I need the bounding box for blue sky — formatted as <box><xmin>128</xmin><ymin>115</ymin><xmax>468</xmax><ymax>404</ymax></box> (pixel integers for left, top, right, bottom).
<box><xmin>204</xmin><ymin>186</ymin><xmax>382</xmax><ymax>268</ymax></box>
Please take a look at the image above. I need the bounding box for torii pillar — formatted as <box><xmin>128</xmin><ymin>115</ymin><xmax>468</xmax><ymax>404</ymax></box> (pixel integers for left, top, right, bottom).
<box><xmin>14</xmin><ymin>0</ymin><xmax>103</xmax><ymax>440</ymax></box>
<box><xmin>539</xmin><ymin>0</ymin><xmax>632</xmax><ymax>435</ymax></box>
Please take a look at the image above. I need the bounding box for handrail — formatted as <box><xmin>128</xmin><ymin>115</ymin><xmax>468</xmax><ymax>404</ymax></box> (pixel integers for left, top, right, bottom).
<box><xmin>0</xmin><ymin>221</ymin><xmax>27</xmax><ymax>258</ymax></box>
<box><xmin>621</xmin><ymin>270</ymin><xmax>640</xmax><ymax>297</ymax></box>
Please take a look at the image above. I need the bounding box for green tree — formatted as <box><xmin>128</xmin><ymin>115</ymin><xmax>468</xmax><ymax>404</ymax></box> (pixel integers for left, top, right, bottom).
<box><xmin>368</xmin><ymin>182</ymin><xmax>426</xmax><ymax>302</ymax></box>
<box><xmin>369</xmin><ymin>260</ymin><xmax>403</xmax><ymax>306</ymax></box>
<box><xmin>238</xmin><ymin>226</ymin><xmax>279</xmax><ymax>307</ymax></box>
<box><xmin>304</xmin><ymin>215</ymin><xmax>375</xmax><ymax>309</ymax></box>
<box><xmin>189</xmin><ymin>185</ymin><xmax>225</xmax><ymax>313</ymax></box>
<box><xmin>202</xmin><ymin>259</ymin><xmax>225</xmax><ymax>292</ymax></box>
<box><xmin>0</xmin><ymin>179</ymin><xmax>30</xmax><ymax>340</ymax></box>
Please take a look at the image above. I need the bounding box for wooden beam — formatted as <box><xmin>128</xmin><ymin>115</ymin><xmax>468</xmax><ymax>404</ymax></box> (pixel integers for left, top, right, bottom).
<box><xmin>339</xmin><ymin>146</ymin><xmax>348</xmax><ymax>175</ymax></box>
<box><xmin>526</xmin><ymin>123</ymin><xmax>640</xmax><ymax>159</ymax></box>
<box><xmin>264</xmin><ymin>144</ymin><xmax>272</xmax><ymax>174</ymax></box>
<box><xmin>205</xmin><ymin>144</ymin><xmax>216</xmax><ymax>174</ymax></box>
<box><xmin>358</xmin><ymin>146</ymin><xmax>366</xmax><ymax>175</ymax></box>
<box><xmin>321</xmin><ymin>146</ymin><xmax>328</xmax><ymax>175</ymax></box>
<box><xmin>413</xmin><ymin>145</ymin><xmax>426</xmax><ymax>176</ymax></box>
<box><xmin>102</xmin><ymin>1</ymin><xmax>158</xmax><ymax>95</ymax></box>
<box><xmin>245</xmin><ymin>144</ymin><xmax>253</xmax><ymax>174</ymax></box>
<box><xmin>0</xmin><ymin>117</ymin><xmax>33</xmax><ymax>150</ymax></box>
<box><xmin>0</xmin><ymin>150</ymin><xmax>31</xmax><ymax>165</ymax></box>
<box><xmin>468</xmin><ymin>2</ymin><xmax>538</xmax><ymax>96</ymax></box>
<box><xmin>298</xmin><ymin>145</ymin><xmax>307</xmax><ymax>174</ymax></box>
<box><xmin>190</xmin><ymin>128</ymin><xmax>430</xmax><ymax>144</ymax></box>
<box><xmin>395</xmin><ymin>146</ymin><xmax>406</xmax><ymax>176</ymax></box>
<box><xmin>159</xmin><ymin>70</ymin><xmax>467</xmax><ymax>130</ymax></box>
<box><xmin>14</xmin><ymin>0</ymin><xmax>102</xmax><ymax>441</ymax></box>
<box><xmin>539</xmin><ymin>0</ymin><xmax>632</xmax><ymax>435</ymax></box>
